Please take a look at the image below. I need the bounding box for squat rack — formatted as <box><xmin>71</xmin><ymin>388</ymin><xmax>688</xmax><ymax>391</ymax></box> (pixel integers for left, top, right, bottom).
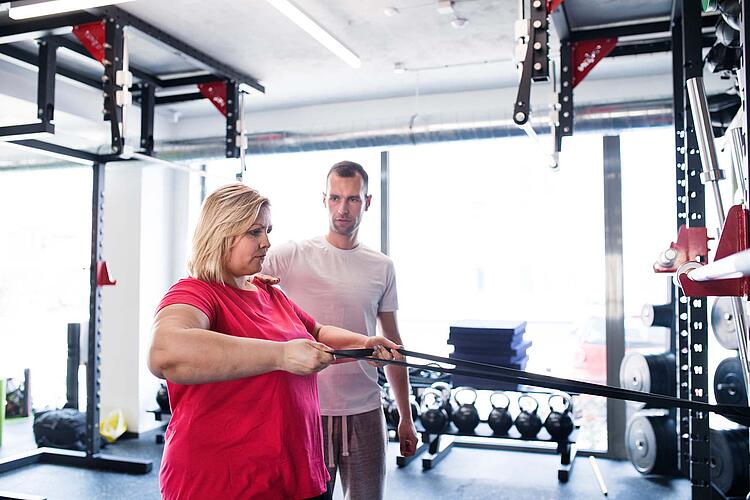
<box><xmin>515</xmin><ymin>0</ymin><xmax>748</xmax><ymax>497</ymax></box>
<box><xmin>0</xmin><ymin>6</ymin><xmax>264</xmax><ymax>497</ymax></box>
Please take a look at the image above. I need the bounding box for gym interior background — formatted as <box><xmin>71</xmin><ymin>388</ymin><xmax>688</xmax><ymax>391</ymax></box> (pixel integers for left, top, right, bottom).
<box><xmin>0</xmin><ymin>0</ymin><xmax>747</xmax><ymax>498</ymax></box>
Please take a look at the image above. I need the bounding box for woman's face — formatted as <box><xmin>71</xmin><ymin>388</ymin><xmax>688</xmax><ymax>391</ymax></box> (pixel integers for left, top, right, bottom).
<box><xmin>225</xmin><ymin>205</ymin><xmax>272</xmax><ymax>278</ymax></box>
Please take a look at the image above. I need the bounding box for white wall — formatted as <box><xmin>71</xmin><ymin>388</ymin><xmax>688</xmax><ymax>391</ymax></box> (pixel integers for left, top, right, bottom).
<box><xmin>100</xmin><ymin>165</ymin><xmax>144</xmax><ymax>431</ymax></box>
<box><xmin>101</xmin><ymin>163</ymin><xmax>192</xmax><ymax>433</ymax></box>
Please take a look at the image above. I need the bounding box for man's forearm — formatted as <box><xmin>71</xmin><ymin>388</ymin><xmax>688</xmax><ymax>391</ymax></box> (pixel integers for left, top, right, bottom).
<box><xmin>385</xmin><ymin>364</ymin><xmax>412</xmax><ymax>419</ymax></box>
<box><xmin>316</xmin><ymin>324</ymin><xmax>369</xmax><ymax>349</ymax></box>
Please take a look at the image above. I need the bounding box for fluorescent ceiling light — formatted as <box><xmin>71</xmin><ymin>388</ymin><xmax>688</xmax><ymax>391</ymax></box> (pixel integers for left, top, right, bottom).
<box><xmin>266</xmin><ymin>0</ymin><xmax>361</xmax><ymax>69</ymax></box>
<box><xmin>8</xmin><ymin>0</ymin><xmax>134</xmax><ymax>20</ymax></box>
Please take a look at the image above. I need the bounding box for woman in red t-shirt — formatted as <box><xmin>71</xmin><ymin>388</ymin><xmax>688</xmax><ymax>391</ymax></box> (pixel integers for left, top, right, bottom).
<box><xmin>149</xmin><ymin>183</ymin><xmax>401</xmax><ymax>500</ymax></box>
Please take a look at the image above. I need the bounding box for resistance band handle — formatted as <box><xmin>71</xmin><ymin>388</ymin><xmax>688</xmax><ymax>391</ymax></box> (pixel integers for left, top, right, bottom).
<box><xmin>332</xmin><ymin>348</ymin><xmax>374</xmax><ymax>360</ymax></box>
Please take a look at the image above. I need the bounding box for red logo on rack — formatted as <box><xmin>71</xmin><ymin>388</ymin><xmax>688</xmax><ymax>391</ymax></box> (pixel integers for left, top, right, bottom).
<box><xmin>198</xmin><ymin>82</ymin><xmax>228</xmax><ymax>116</ymax></box>
<box><xmin>572</xmin><ymin>38</ymin><xmax>617</xmax><ymax>87</ymax></box>
<box><xmin>73</xmin><ymin>21</ymin><xmax>106</xmax><ymax>64</ymax></box>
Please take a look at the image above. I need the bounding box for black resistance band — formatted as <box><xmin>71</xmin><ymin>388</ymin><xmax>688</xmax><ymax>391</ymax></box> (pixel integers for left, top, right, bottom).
<box><xmin>332</xmin><ymin>348</ymin><xmax>750</xmax><ymax>423</ymax></box>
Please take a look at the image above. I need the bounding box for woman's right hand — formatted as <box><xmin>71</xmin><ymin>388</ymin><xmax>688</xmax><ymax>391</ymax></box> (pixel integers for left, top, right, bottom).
<box><xmin>280</xmin><ymin>339</ymin><xmax>334</xmax><ymax>375</ymax></box>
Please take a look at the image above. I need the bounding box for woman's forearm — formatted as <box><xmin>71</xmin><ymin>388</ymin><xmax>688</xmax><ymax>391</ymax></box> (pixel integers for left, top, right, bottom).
<box><xmin>149</xmin><ymin>325</ymin><xmax>284</xmax><ymax>384</ymax></box>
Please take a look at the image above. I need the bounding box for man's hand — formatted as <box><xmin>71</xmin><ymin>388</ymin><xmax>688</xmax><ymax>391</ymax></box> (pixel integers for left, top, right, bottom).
<box><xmin>397</xmin><ymin>417</ymin><xmax>419</xmax><ymax>457</ymax></box>
<box><xmin>364</xmin><ymin>336</ymin><xmax>402</xmax><ymax>365</ymax></box>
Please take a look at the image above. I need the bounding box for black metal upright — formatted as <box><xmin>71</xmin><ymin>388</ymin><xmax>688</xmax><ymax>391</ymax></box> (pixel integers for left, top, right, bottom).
<box><xmin>103</xmin><ymin>16</ymin><xmax>125</xmax><ymax>155</ymax></box>
<box><xmin>87</xmin><ymin>162</ymin><xmax>105</xmax><ymax>456</ymax></box>
<box><xmin>225</xmin><ymin>80</ymin><xmax>241</xmax><ymax>158</ymax></box>
<box><xmin>670</xmin><ymin>5</ymin><xmax>691</xmax><ymax>477</ymax></box>
<box><xmin>140</xmin><ymin>83</ymin><xmax>156</xmax><ymax>155</ymax></box>
<box><xmin>36</xmin><ymin>38</ymin><xmax>57</xmax><ymax>125</ymax></box>
<box><xmin>679</xmin><ymin>1</ymin><xmax>710</xmax><ymax>497</ymax></box>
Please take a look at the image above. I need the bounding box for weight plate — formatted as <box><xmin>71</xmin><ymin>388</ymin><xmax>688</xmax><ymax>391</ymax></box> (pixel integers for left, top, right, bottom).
<box><xmin>626</xmin><ymin>415</ymin><xmax>658</xmax><ymax>474</ymax></box>
<box><xmin>626</xmin><ymin>415</ymin><xmax>677</xmax><ymax>475</ymax></box>
<box><xmin>620</xmin><ymin>353</ymin><xmax>652</xmax><ymax>394</ymax></box>
<box><xmin>711</xmin><ymin>297</ymin><xmax>743</xmax><ymax>350</ymax></box>
<box><xmin>714</xmin><ymin>356</ymin><xmax>747</xmax><ymax>406</ymax></box>
<box><xmin>641</xmin><ymin>303</ymin><xmax>673</xmax><ymax>328</ymax></box>
<box><xmin>709</xmin><ymin>428</ymin><xmax>749</xmax><ymax>495</ymax></box>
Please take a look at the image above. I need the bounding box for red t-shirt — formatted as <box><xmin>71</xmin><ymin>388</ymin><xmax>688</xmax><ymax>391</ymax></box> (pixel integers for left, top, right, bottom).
<box><xmin>156</xmin><ymin>277</ymin><xmax>329</xmax><ymax>500</ymax></box>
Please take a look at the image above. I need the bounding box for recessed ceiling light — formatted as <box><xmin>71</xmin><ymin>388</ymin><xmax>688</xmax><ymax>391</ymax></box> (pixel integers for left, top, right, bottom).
<box><xmin>451</xmin><ymin>17</ymin><xmax>469</xmax><ymax>29</ymax></box>
<box><xmin>384</xmin><ymin>6</ymin><xmax>400</xmax><ymax>16</ymax></box>
<box><xmin>266</xmin><ymin>0</ymin><xmax>361</xmax><ymax>69</ymax></box>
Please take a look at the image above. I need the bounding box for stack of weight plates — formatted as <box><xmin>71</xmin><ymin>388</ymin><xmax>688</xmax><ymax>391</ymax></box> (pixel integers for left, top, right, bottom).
<box><xmin>447</xmin><ymin>320</ymin><xmax>530</xmax><ymax>391</ymax></box>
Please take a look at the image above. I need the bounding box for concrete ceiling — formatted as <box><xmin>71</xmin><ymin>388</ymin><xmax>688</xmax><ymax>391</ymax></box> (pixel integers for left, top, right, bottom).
<box><xmin>0</xmin><ymin>0</ymin><xmax>710</xmax><ymax>165</ymax></box>
<box><xmin>116</xmin><ymin>0</ymin><xmax>517</xmax><ymax>114</ymax></box>
<box><xmin>117</xmin><ymin>0</ymin><xmax>674</xmax><ymax>116</ymax></box>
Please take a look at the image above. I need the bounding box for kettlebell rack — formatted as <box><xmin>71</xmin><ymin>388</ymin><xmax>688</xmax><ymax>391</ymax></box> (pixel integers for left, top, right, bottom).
<box><xmin>387</xmin><ymin>388</ymin><xmax>580</xmax><ymax>482</ymax></box>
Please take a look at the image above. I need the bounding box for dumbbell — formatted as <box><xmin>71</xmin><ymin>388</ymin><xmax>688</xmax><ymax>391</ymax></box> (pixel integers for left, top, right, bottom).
<box><xmin>419</xmin><ymin>388</ymin><xmax>449</xmax><ymax>434</ymax></box>
<box><xmin>487</xmin><ymin>391</ymin><xmax>513</xmax><ymax>435</ymax></box>
<box><xmin>544</xmin><ymin>393</ymin><xmax>575</xmax><ymax>441</ymax></box>
<box><xmin>451</xmin><ymin>387</ymin><xmax>480</xmax><ymax>433</ymax></box>
<box><xmin>515</xmin><ymin>394</ymin><xmax>543</xmax><ymax>439</ymax></box>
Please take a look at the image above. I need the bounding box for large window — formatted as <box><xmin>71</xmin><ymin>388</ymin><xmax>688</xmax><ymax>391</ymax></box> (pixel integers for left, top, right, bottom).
<box><xmin>197</xmin><ymin>129</ymin><xmax>677</xmax><ymax>451</ymax></box>
<box><xmin>0</xmin><ymin>163</ymin><xmax>92</xmax><ymax>410</ymax></box>
<box><xmin>204</xmin><ymin>150</ymin><xmax>383</xmax><ymax>250</ymax></box>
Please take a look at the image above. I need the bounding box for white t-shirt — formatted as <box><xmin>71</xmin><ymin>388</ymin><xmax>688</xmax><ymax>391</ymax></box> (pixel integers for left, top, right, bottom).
<box><xmin>262</xmin><ymin>235</ymin><xmax>398</xmax><ymax>416</ymax></box>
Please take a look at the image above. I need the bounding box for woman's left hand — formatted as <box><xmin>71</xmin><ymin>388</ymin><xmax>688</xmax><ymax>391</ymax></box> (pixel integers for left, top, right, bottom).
<box><xmin>364</xmin><ymin>336</ymin><xmax>403</xmax><ymax>365</ymax></box>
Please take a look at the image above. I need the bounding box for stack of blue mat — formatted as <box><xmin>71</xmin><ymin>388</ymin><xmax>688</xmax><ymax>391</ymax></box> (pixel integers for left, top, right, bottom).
<box><xmin>448</xmin><ymin>320</ymin><xmax>530</xmax><ymax>391</ymax></box>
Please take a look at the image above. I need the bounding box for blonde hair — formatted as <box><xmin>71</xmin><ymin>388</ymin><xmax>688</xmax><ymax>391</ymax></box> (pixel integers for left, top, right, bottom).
<box><xmin>188</xmin><ymin>183</ymin><xmax>269</xmax><ymax>283</ymax></box>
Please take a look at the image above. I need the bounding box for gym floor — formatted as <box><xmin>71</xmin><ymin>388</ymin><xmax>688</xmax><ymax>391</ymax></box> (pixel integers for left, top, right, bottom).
<box><xmin>0</xmin><ymin>418</ymin><xmax>690</xmax><ymax>499</ymax></box>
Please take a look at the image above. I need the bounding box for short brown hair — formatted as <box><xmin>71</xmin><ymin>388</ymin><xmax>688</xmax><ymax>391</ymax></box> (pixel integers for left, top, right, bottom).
<box><xmin>187</xmin><ymin>183</ymin><xmax>269</xmax><ymax>283</ymax></box>
<box><xmin>327</xmin><ymin>160</ymin><xmax>368</xmax><ymax>194</ymax></box>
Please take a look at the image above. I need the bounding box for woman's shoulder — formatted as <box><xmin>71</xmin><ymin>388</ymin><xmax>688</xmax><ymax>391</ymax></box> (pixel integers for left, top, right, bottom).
<box><xmin>166</xmin><ymin>277</ymin><xmax>227</xmax><ymax>300</ymax></box>
<box><xmin>171</xmin><ymin>276</ymin><xmax>214</xmax><ymax>291</ymax></box>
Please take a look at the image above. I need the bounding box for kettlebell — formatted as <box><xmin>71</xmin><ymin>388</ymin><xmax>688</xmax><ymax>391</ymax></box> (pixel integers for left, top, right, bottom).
<box><xmin>416</xmin><ymin>362</ymin><xmax>444</xmax><ymax>380</ymax></box>
<box><xmin>544</xmin><ymin>393</ymin><xmax>575</xmax><ymax>442</ymax></box>
<box><xmin>410</xmin><ymin>394</ymin><xmax>420</xmax><ymax>423</ymax></box>
<box><xmin>487</xmin><ymin>391</ymin><xmax>513</xmax><ymax>435</ymax></box>
<box><xmin>381</xmin><ymin>387</ymin><xmax>394</xmax><ymax>426</ymax></box>
<box><xmin>430</xmin><ymin>381</ymin><xmax>453</xmax><ymax>418</ymax></box>
<box><xmin>515</xmin><ymin>394</ymin><xmax>543</xmax><ymax>439</ymax></box>
<box><xmin>156</xmin><ymin>382</ymin><xmax>170</xmax><ymax>413</ymax></box>
<box><xmin>419</xmin><ymin>388</ymin><xmax>448</xmax><ymax>434</ymax></box>
<box><xmin>451</xmin><ymin>387</ymin><xmax>480</xmax><ymax>433</ymax></box>
<box><xmin>390</xmin><ymin>394</ymin><xmax>421</xmax><ymax>425</ymax></box>
<box><xmin>387</xmin><ymin>400</ymin><xmax>401</xmax><ymax>426</ymax></box>
<box><xmin>383</xmin><ymin>387</ymin><xmax>400</xmax><ymax>425</ymax></box>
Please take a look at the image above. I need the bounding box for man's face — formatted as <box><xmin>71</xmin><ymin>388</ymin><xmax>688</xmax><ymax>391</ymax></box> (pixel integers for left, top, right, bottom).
<box><xmin>324</xmin><ymin>174</ymin><xmax>371</xmax><ymax>237</ymax></box>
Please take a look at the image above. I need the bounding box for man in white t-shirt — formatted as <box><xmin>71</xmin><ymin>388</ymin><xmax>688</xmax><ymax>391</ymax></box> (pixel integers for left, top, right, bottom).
<box><xmin>263</xmin><ymin>160</ymin><xmax>417</xmax><ymax>499</ymax></box>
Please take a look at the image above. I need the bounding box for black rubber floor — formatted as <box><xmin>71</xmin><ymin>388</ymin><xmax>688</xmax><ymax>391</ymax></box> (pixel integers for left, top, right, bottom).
<box><xmin>0</xmin><ymin>417</ymin><xmax>690</xmax><ymax>499</ymax></box>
